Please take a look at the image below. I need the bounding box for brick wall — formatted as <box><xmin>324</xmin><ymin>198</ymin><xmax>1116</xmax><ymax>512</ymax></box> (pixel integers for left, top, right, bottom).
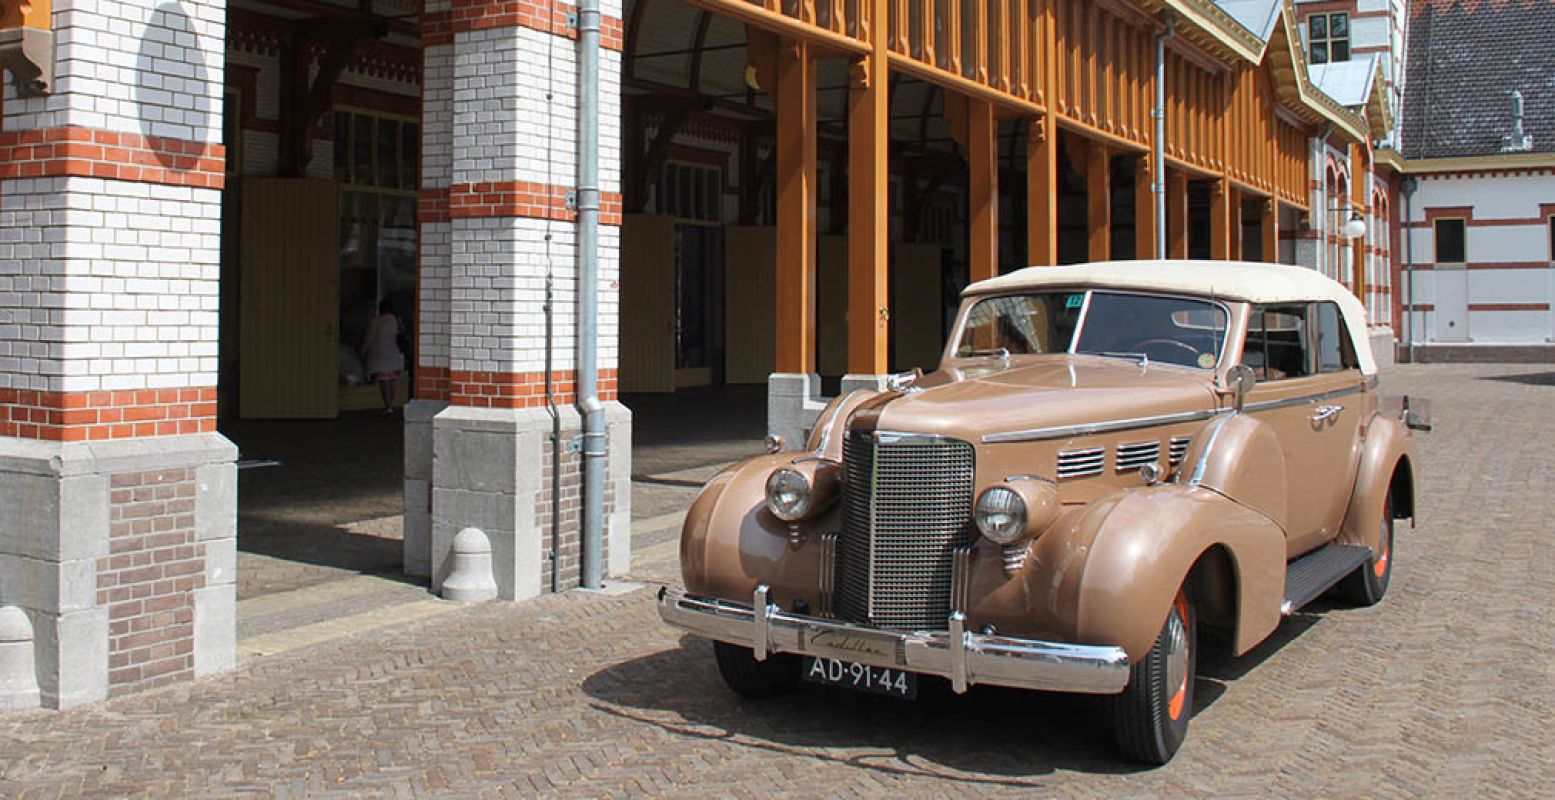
<box><xmin>536</xmin><ymin>428</ymin><xmax>616</xmax><ymax>591</ymax></box>
<box><xmin>98</xmin><ymin>467</ymin><xmax>206</xmax><ymax>695</ymax></box>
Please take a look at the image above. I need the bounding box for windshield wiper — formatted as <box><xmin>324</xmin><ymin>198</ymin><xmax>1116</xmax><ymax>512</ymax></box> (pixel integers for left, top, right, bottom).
<box><xmin>1091</xmin><ymin>350</ymin><xmax>1150</xmax><ymax>366</ymax></box>
<box><xmin>963</xmin><ymin>347</ymin><xmax>1011</xmax><ymax>360</ymax></box>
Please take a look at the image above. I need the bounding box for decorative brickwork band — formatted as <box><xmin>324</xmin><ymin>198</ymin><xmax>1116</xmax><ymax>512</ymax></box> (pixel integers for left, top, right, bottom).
<box><xmin>100</xmin><ymin>467</ymin><xmax>205</xmax><ymax>695</ymax></box>
<box><xmin>419</xmin><ymin>187</ymin><xmax>452</xmax><ymax>223</ymax></box>
<box><xmin>0</xmin><ymin>388</ymin><xmax>218</xmax><ymax>441</ymax></box>
<box><xmin>449</xmin><ymin>370</ymin><xmax>619</xmax><ymax>408</ymax></box>
<box><xmin>416</xmin><ymin>366</ymin><xmax>452</xmax><ymax>401</ymax></box>
<box><xmin>0</xmin><ymin>127</ymin><xmax>225</xmax><ymax>190</ymax></box>
<box><xmin>422</xmin><ymin>0</ymin><xmax>626</xmax><ymax>49</ymax></box>
<box><xmin>447</xmin><ymin>182</ymin><xmax>624</xmax><ymax>225</ymax></box>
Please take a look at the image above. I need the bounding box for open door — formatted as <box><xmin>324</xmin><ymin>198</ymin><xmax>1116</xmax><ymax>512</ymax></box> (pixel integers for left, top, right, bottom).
<box><xmin>620</xmin><ymin>215</ymin><xmax>678</xmax><ymax>393</ymax></box>
<box><xmin>239</xmin><ymin>178</ymin><xmax>340</xmax><ymax>419</ymax></box>
<box><xmin>892</xmin><ymin>242</ymin><xmax>944</xmax><ymax>371</ymax></box>
<box><xmin>724</xmin><ymin>226</ymin><xmax>777</xmax><ymax>384</ymax></box>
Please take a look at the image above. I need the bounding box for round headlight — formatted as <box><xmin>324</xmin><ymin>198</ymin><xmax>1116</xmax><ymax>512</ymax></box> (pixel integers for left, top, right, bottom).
<box><xmin>765</xmin><ymin>468</ymin><xmax>812</xmax><ymax>521</ymax></box>
<box><xmin>975</xmin><ymin>486</ymin><xmax>1028</xmax><ymax>544</ymax></box>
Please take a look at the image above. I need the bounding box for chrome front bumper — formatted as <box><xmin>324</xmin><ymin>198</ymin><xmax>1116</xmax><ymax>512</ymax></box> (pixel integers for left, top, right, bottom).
<box><xmin>658</xmin><ymin>585</ymin><xmax>1130</xmax><ymax>695</ymax></box>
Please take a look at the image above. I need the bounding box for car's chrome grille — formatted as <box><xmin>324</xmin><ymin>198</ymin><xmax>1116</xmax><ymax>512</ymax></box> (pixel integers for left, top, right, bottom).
<box><xmin>837</xmin><ymin>433</ymin><xmax>975</xmax><ymax>631</ymax></box>
<box><xmin>1056</xmin><ymin>446</ymin><xmax>1106</xmax><ymax>479</ymax></box>
<box><xmin>1169</xmin><ymin>435</ymin><xmax>1193</xmax><ymax>466</ymax></box>
<box><xmin>1116</xmin><ymin>440</ymin><xmax>1161</xmax><ymax>472</ymax></box>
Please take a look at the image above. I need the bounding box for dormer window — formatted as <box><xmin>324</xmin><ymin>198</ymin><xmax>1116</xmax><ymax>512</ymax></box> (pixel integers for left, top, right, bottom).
<box><xmin>1309</xmin><ymin>12</ymin><xmax>1351</xmax><ymax>64</ymax></box>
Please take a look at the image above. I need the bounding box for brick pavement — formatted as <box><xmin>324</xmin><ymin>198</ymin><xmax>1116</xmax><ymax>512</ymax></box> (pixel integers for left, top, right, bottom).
<box><xmin>2</xmin><ymin>363</ymin><xmax>1553</xmax><ymax>797</ymax></box>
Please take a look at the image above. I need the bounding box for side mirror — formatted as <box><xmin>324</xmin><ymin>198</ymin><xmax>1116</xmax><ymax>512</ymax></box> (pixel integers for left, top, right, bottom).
<box><xmin>1224</xmin><ymin>364</ymin><xmax>1256</xmax><ymax>413</ymax></box>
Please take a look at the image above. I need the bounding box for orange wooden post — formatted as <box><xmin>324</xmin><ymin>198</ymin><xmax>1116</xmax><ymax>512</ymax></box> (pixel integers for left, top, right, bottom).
<box><xmin>1261</xmin><ymin>197</ymin><xmax>1278</xmax><ymax>263</ymax></box>
<box><xmin>775</xmin><ymin>40</ymin><xmax>817</xmax><ymax>374</ymax></box>
<box><xmin>1086</xmin><ymin>140</ymin><xmax>1110</xmax><ymax>261</ymax></box>
<box><xmin>1208</xmin><ymin>178</ymin><xmax>1230</xmax><ymax>260</ymax></box>
<box><xmin>1227</xmin><ymin>186</ymin><xmax>1243</xmax><ymax>259</ymax></box>
<box><xmin>847</xmin><ymin>1</ymin><xmax>890</xmax><ymax>374</ymax></box>
<box><xmin>1167</xmin><ymin>169</ymin><xmax>1188</xmax><ymax>258</ymax></box>
<box><xmin>1027</xmin><ymin>118</ymin><xmax>1058</xmax><ymax>266</ymax></box>
<box><xmin>1135</xmin><ymin>154</ymin><xmax>1156</xmax><ymax>258</ymax></box>
<box><xmin>969</xmin><ymin>97</ymin><xmax>1000</xmax><ymax>281</ymax></box>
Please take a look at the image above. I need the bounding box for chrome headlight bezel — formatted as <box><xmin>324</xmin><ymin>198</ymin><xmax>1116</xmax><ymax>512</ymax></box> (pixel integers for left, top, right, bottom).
<box><xmin>765</xmin><ymin>467</ymin><xmax>813</xmax><ymax>522</ymax></box>
<box><xmin>974</xmin><ymin>485</ymin><xmax>1029</xmax><ymax>544</ymax></box>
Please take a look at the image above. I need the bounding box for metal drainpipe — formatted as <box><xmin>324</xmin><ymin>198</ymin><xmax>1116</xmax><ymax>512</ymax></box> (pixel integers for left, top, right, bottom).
<box><xmin>1400</xmin><ymin>175</ymin><xmax>1418</xmax><ymax>363</ymax></box>
<box><xmin>576</xmin><ymin>0</ymin><xmax>605</xmax><ymax>590</ymax></box>
<box><xmin>1154</xmin><ymin>15</ymin><xmax>1172</xmax><ymax>258</ymax></box>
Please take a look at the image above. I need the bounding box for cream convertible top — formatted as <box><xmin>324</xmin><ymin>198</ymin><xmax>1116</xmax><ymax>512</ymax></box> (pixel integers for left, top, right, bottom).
<box><xmin>964</xmin><ymin>260</ymin><xmax>1378</xmax><ymax>375</ymax></box>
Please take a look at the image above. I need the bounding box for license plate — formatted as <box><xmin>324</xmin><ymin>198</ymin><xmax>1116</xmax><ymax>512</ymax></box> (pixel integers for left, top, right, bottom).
<box><xmin>801</xmin><ymin>657</ymin><xmax>918</xmax><ymax>699</ymax></box>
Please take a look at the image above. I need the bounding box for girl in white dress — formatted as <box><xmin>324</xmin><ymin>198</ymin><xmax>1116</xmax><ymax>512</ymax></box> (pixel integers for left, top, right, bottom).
<box><xmin>361</xmin><ymin>300</ymin><xmax>405</xmax><ymax>412</ymax></box>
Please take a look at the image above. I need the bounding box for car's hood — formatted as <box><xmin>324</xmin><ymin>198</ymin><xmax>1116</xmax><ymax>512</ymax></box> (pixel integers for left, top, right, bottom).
<box><xmin>856</xmin><ymin>355</ymin><xmax>1221</xmax><ymax>440</ymax></box>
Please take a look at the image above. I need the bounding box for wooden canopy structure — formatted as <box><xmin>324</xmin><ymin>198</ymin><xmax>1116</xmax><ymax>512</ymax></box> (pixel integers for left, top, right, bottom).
<box><xmin>647</xmin><ymin>0</ymin><xmax>1379</xmax><ymax>376</ymax></box>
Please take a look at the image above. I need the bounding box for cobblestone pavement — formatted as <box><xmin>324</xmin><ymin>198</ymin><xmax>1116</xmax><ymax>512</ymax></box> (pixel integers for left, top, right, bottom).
<box><xmin>4</xmin><ymin>363</ymin><xmax>1553</xmax><ymax>797</ymax></box>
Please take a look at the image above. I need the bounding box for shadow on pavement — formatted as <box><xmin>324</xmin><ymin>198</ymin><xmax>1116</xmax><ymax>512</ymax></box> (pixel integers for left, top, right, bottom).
<box><xmin>584</xmin><ymin>602</ymin><xmax>1342</xmax><ymax>778</ymax></box>
<box><xmin>1479</xmin><ymin>371</ymin><xmax>1555</xmax><ymax>387</ymax></box>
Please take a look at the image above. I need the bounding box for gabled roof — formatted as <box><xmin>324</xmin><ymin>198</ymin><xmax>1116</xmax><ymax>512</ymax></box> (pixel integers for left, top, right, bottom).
<box><xmin>1213</xmin><ymin>0</ymin><xmax>1283</xmax><ymax>42</ymax></box>
<box><xmin>1308</xmin><ymin>55</ymin><xmax>1392</xmax><ymax>134</ymax></box>
<box><xmin>1401</xmin><ymin>0</ymin><xmax>1555</xmax><ymax>158</ymax></box>
<box><xmin>1262</xmin><ymin>1</ymin><xmax>1373</xmax><ymax>141</ymax></box>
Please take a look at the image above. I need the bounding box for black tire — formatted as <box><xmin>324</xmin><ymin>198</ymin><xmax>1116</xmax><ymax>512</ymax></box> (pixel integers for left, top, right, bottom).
<box><xmin>713</xmin><ymin>641</ymin><xmax>800</xmax><ymax>698</ymax></box>
<box><xmin>1110</xmin><ymin>588</ymin><xmax>1197</xmax><ymax>766</ymax></box>
<box><xmin>1339</xmin><ymin>497</ymin><xmax>1393</xmax><ymax>605</ymax></box>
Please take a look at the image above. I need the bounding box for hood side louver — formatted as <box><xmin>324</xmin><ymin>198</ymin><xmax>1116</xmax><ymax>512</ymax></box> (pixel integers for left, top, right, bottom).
<box><xmin>1056</xmin><ymin>447</ymin><xmax>1106</xmax><ymax>479</ymax></box>
<box><xmin>1169</xmin><ymin>435</ymin><xmax>1193</xmax><ymax>466</ymax></box>
<box><xmin>1116</xmin><ymin>440</ymin><xmax>1162</xmax><ymax>472</ymax></box>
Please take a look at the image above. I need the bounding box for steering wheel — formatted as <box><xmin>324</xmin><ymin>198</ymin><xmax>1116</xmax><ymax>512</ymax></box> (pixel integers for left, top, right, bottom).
<box><xmin>1132</xmin><ymin>338</ymin><xmax>1202</xmax><ymax>365</ymax></box>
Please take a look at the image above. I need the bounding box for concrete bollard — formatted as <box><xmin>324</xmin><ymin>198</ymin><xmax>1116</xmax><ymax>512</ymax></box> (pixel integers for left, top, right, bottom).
<box><xmin>442</xmin><ymin>527</ymin><xmax>498</xmax><ymax>603</ymax></box>
<box><xmin>0</xmin><ymin>605</ymin><xmax>41</xmax><ymax>711</ymax></box>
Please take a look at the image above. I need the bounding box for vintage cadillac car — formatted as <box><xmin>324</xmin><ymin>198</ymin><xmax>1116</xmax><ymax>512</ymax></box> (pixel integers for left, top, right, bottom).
<box><xmin>658</xmin><ymin>260</ymin><xmax>1429</xmax><ymax>764</ymax></box>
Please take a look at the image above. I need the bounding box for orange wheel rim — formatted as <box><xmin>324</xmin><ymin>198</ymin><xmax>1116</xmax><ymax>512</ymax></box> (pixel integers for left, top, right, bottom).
<box><xmin>1166</xmin><ymin>591</ymin><xmax>1190</xmax><ymax>721</ymax></box>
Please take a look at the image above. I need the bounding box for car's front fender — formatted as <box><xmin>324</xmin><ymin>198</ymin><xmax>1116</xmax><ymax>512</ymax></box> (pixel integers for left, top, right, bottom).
<box><xmin>1339</xmin><ymin>413</ymin><xmax>1419</xmax><ymax>552</ymax></box>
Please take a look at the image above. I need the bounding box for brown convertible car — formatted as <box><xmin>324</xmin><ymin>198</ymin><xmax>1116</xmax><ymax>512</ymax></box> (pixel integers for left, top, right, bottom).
<box><xmin>658</xmin><ymin>260</ymin><xmax>1429</xmax><ymax>764</ymax></box>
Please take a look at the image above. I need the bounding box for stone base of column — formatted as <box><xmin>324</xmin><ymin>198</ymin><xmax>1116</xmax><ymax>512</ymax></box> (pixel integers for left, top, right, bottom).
<box><xmin>0</xmin><ymin>433</ymin><xmax>237</xmax><ymax>708</ymax></box>
<box><xmin>767</xmin><ymin>373</ymin><xmax>827</xmax><ymax>450</ymax></box>
<box><xmin>402</xmin><ymin>398</ymin><xmax>448</xmax><ymax>579</ymax></box>
<box><xmin>840</xmin><ymin>373</ymin><xmax>890</xmax><ymax>394</ymax></box>
<box><xmin>1369</xmin><ymin>327</ymin><xmax>1397</xmax><ymax>368</ymax></box>
<box><xmin>428</xmin><ymin>401</ymin><xmax>632</xmax><ymax>601</ymax></box>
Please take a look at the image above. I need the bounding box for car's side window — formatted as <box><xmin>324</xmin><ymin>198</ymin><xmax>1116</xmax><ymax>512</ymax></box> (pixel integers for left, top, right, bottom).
<box><xmin>1244</xmin><ymin>304</ymin><xmax>1312</xmax><ymax>381</ymax></box>
<box><xmin>1315</xmin><ymin>302</ymin><xmax>1358</xmax><ymax>373</ymax></box>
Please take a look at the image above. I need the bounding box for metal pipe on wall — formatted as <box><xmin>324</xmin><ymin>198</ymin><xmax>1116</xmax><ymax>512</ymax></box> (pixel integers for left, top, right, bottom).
<box><xmin>577</xmin><ymin>0</ymin><xmax>606</xmax><ymax>590</ymax></box>
<box><xmin>1400</xmin><ymin>175</ymin><xmax>1418</xmax><ymax>363</ymax></box>
<box><xmin>1154</xmin><ymin>15</ymin><xmax>1172</xmax><ymax>259</ymax></box>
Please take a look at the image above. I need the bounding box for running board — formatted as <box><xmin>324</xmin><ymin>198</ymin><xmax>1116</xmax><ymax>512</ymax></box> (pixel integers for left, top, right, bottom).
<box><xmin>1281</xmin><ymin>544</ymin><xmax>1372</xmax><ymax>615</ymax></box>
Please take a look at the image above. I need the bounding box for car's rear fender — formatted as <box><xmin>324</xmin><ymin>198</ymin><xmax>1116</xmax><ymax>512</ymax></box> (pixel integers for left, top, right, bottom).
<box><xmin>1339</xmin><ymin>414</ymin><xmax>1419</xmax><ymax>552</ymax></box>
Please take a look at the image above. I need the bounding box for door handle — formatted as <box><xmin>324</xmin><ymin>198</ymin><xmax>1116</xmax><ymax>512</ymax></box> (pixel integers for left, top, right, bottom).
<box><xmin>1309</xmin><ymin>404</ymin><xmax>1343</xmax><ymax>422</ymax></box>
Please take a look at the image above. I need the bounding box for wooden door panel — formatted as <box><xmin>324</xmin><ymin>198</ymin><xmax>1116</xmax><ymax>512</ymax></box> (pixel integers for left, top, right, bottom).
<box><xmin>724</xmin><ymin>226</ymin><xmax>776</xmax><ymax>385</ymax></box>
<box><xmin>892</xmin><ymin>243</ymin><xmax>945</xmax><ymax>372</ymax></box>
<box><xmin>239</xmin><ymin>178</ymin><xmax>340</xmax><ymax>419</ymax></box>
<box><xmin>620</xmin><ymin>215</ymin><xmax>678</xmax><ymax>393</ymax></box>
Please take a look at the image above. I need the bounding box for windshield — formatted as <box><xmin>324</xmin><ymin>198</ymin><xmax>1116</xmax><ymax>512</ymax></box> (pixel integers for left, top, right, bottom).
<box><xmin>955</xmin><ymin>291</ymin><xmax>1229</xmax><ymax>369</ymax></box>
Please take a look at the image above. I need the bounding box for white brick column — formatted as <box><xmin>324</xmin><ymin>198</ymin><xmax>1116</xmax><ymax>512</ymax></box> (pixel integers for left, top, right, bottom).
<box><xmin>0</xmin><ymin>0</ymin><xmax>236</xmax><ymax>707</ymax></box>
<box><xmin>420</xmin><ymin>0</ymin><xmax>630</xmax><ymax>600</ymax></box>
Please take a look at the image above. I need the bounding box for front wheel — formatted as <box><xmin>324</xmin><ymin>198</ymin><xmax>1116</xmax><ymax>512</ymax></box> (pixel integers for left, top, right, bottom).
<box><xmin>713</xmin><ymin>641</ymin><xmax>799</xmax><ymax>698</ymax></box>
<box><xmin>1339</xmin><ymin>497</ymin><xmax>1394</xmax><ymax>605</ymax></box>
<box><xmin>1110</xmin><ymin>588</ymin><xmax>1197</xmax><ymax>765</ymax></box>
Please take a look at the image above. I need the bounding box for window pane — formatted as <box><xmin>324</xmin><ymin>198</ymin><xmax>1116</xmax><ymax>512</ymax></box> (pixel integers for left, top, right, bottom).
<box><xmin>378</xmin><ymin>118</ymin><xmax>399</xmax><ymax>189</ymax></box>
<box><xmin>1245</xmin><ymin>304</ymin><xmax>1310</xmax><ymax>380</ymax></box>
<box><xmin>1330</xmin><ymin>13</ymin><xmax>1349</xmax><ymax>37</ymax></box>
<box><xmin>1311</xmin><ymin>43</ymin><xmax>1328</xmax><ymax>64</ymax></box>
<box><xmin>402</xmin><ymin>123</ymin><xmax>419</xmax><ymax>189</ymax></box>
<box><xmin>353</xmin><ymin>116</ymin><xmax>374</xmax><ymax>186</ymax></box>
<box><xmin>335</xmin><ymin>112</ymin><xmax>351</xmax><ymax>183</ymax></box>
<box><xmin>1316</xmin><ymin>303</ymin><xmax>1356</xmax><ymax>373</ymax></box>
<box><xmin>1548</xmin><ymin>217</ymin><xmax>1554</xmax><ymax>261</ymax></box>
<box><xmin>1332</xmin><ymin>41</ymin><xmax>1350</xmax><ymax>62</ymax></box>
<box><xmin>1435</xmin><ymin>219</ymin><xmax>1466</xmax><ymax>263</ymax></box>
<box><xmin>705</xmin><ymin>169</ymin><xmax>719</xmax><ymax>221</ymax></box>
<box><xmin>957</xmin><ymin>292</ymin><xmax>1084</xmax><ymax>356</ymax></box>
<box><xmin>1310</xmin><ymin>16</ymin><xmax>1327</xmax><ymax>39</ymax></box>
<box><xmin>1074</xmin><ymin>293</ymin><xmax>1229</xmax><ymax>369</ymax></box>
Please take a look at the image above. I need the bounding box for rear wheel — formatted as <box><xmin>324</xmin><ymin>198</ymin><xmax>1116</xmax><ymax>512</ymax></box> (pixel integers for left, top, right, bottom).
<box><xmin>1110</xmin><ymin>588</ymin><xmax>1197</xmax><ymax>765</ymax></box>
<box><xmin>1339</xmin><ymin>497</ymin><xmax>1393</xmax><ymax>605</ymax></box>
<box><xmin>713</xmin><ymin>641</ymin><xmax>799</xmax><ymax>698</ymax></box>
